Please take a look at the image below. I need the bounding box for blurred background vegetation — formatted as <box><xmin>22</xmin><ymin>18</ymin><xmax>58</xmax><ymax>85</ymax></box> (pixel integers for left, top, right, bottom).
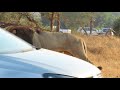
<box><xmin>1</xmin><ymin>12</ymin><xmax>120</xmax><ymax>35</ymax></box>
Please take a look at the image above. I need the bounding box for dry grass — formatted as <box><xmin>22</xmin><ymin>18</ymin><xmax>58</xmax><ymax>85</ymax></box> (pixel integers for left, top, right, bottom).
<box><xmin>74</xmin><ymin>33</ymin><xmax>120</xmax><ymax>78</ymax></box>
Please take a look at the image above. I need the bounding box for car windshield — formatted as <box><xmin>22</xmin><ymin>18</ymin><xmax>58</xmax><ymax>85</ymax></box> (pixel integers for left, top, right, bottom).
<box><xmin>0</xmin><ymin>28</ymin><xmax>34</xmax><ymax>54</ymax></box>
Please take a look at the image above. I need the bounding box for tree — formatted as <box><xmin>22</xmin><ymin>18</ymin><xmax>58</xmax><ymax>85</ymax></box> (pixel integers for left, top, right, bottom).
<box><xmin>50</xmin><ymin>12</ymin><xmax>55</xmax><ymax>31</ymax></box>
<box><xmin>61</xmin><ymin>12</ymin><xmax>96</xmax><ymax>35</ymax></box>
<box><xmin>41</xmin><ymin>12</ymin><xmax>120</xmax><ymax>33</ymax></box>
<box><xmin>0</xmin><ymin>12</ymin><xmax>42</xmax><ymax>29</ymax></box>
<box><xmin>41</xmin><ymin>12</ymin><xmax>55</xmax><ymax>31</ymax></box>
<box><xmin>89</xmin><ymin>12</ymin><xmax>95</xmax><ymax>35</ymax></box>
<box><xmin>56</xmin><ymin>12</ymin><xmax>60</xmax><ymax>32</ymax></box>
<box><xmin>41</xmin><ymin>12</ymin><xmax>61</xmax><ymax>32</ymax></box>
<box><xmin>61</xmin><ymin>12</ymin><xmax>120</xmax><ymax>32</ymax></box>
<box><xmin>113</xmin><ymin>17</ymin><xmax>120</xmax><ymax>36</ymax></box>
<box><xmin>19</xmin><ymin>12</ymin><xmax>42</xmax><ymax>28</ymax></box>
<box><xmin>94</xmin><ymin>12</ymin><xmax>116</xmax><ymax>28</ymax></box>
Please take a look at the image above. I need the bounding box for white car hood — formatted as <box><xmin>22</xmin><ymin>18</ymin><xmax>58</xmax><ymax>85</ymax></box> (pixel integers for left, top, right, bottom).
<box><xmin>5</xmin><ymin>48</ymin><xmax>101</xmax><ymax>78</ymax></box>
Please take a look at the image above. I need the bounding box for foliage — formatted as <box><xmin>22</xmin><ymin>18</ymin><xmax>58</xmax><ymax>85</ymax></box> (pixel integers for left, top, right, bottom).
<box><xmin>61</xmin><ymin>12</ymin><xmax>119</xmax><ymax>30</ymax></box>
<box><xmin>1</xmin><ymin>12</ymin><xmax>119</xmax><ymax>32</ymax></box>
<box><xmin>0</xmin><ymin>12</ymin><xmax>42</xmax><ymax>29</ymax></box>
<box><xmin>94</xmin><ymin>12</ymin><xmax>116</xmax><ymax>28</ymax></box>
<box><xmin>113</xmin><ymin>17</ymin><xmax>120</xmax><ymax>36</ymax></box>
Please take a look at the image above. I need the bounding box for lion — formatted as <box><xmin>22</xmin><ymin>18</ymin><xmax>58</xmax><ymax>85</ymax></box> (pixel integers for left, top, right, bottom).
<box><xmin>33</xmin><ymin>31</ymin><xmax>89</xmax><ymax>62</ymax></box>
<box><xmin>6</xmin><ymin>26</ymin><xmax>91</xmax><ymax>63</ymax></box>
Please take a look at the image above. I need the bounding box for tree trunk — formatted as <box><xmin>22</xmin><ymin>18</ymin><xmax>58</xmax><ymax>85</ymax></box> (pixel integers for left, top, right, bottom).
<box><xmin>82</xmin><ymin>27</ymin><xmax>88</xmax><ymax>35</ymax></box>
<box><xmin>56</xmin><ymin>13</ymin><xmax>60</xmax><ymax>32</ymax></box>
<box><xmin>50</xmin><ymin>12</ymin><xmax>55</xmax><ymax>32</ymax></box>
<box><xmin>90</xmin><ymin>17</ymin><xmax>93</xmax><ymax>35</ymax></box>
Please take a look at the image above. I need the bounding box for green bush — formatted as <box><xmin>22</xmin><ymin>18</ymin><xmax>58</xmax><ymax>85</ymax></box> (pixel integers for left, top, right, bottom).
<box><xmin>113</xmin><ymin>17</ymin><xmax>120</xmax><ymax>36</ymax></box>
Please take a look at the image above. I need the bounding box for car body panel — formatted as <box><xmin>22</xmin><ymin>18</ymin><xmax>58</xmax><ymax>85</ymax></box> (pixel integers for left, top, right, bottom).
<box><xmin>4</xmin><ymin>48</ymin><xmax>101</xmax><ymax>78</ymax></box>
<box><xmin>0</xmin><ymin>27</ymin><xmax>34</xmax><ymax>54</ymax></box>
<box><xmin>0</xmin><ymin>54</ymin><xmax>68</xmax><ymax>78</ymax></box>
<box><xmin>59</xmin><ymin>29</ymin><xmax>71</xmax><ymax>33</ymax></box>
